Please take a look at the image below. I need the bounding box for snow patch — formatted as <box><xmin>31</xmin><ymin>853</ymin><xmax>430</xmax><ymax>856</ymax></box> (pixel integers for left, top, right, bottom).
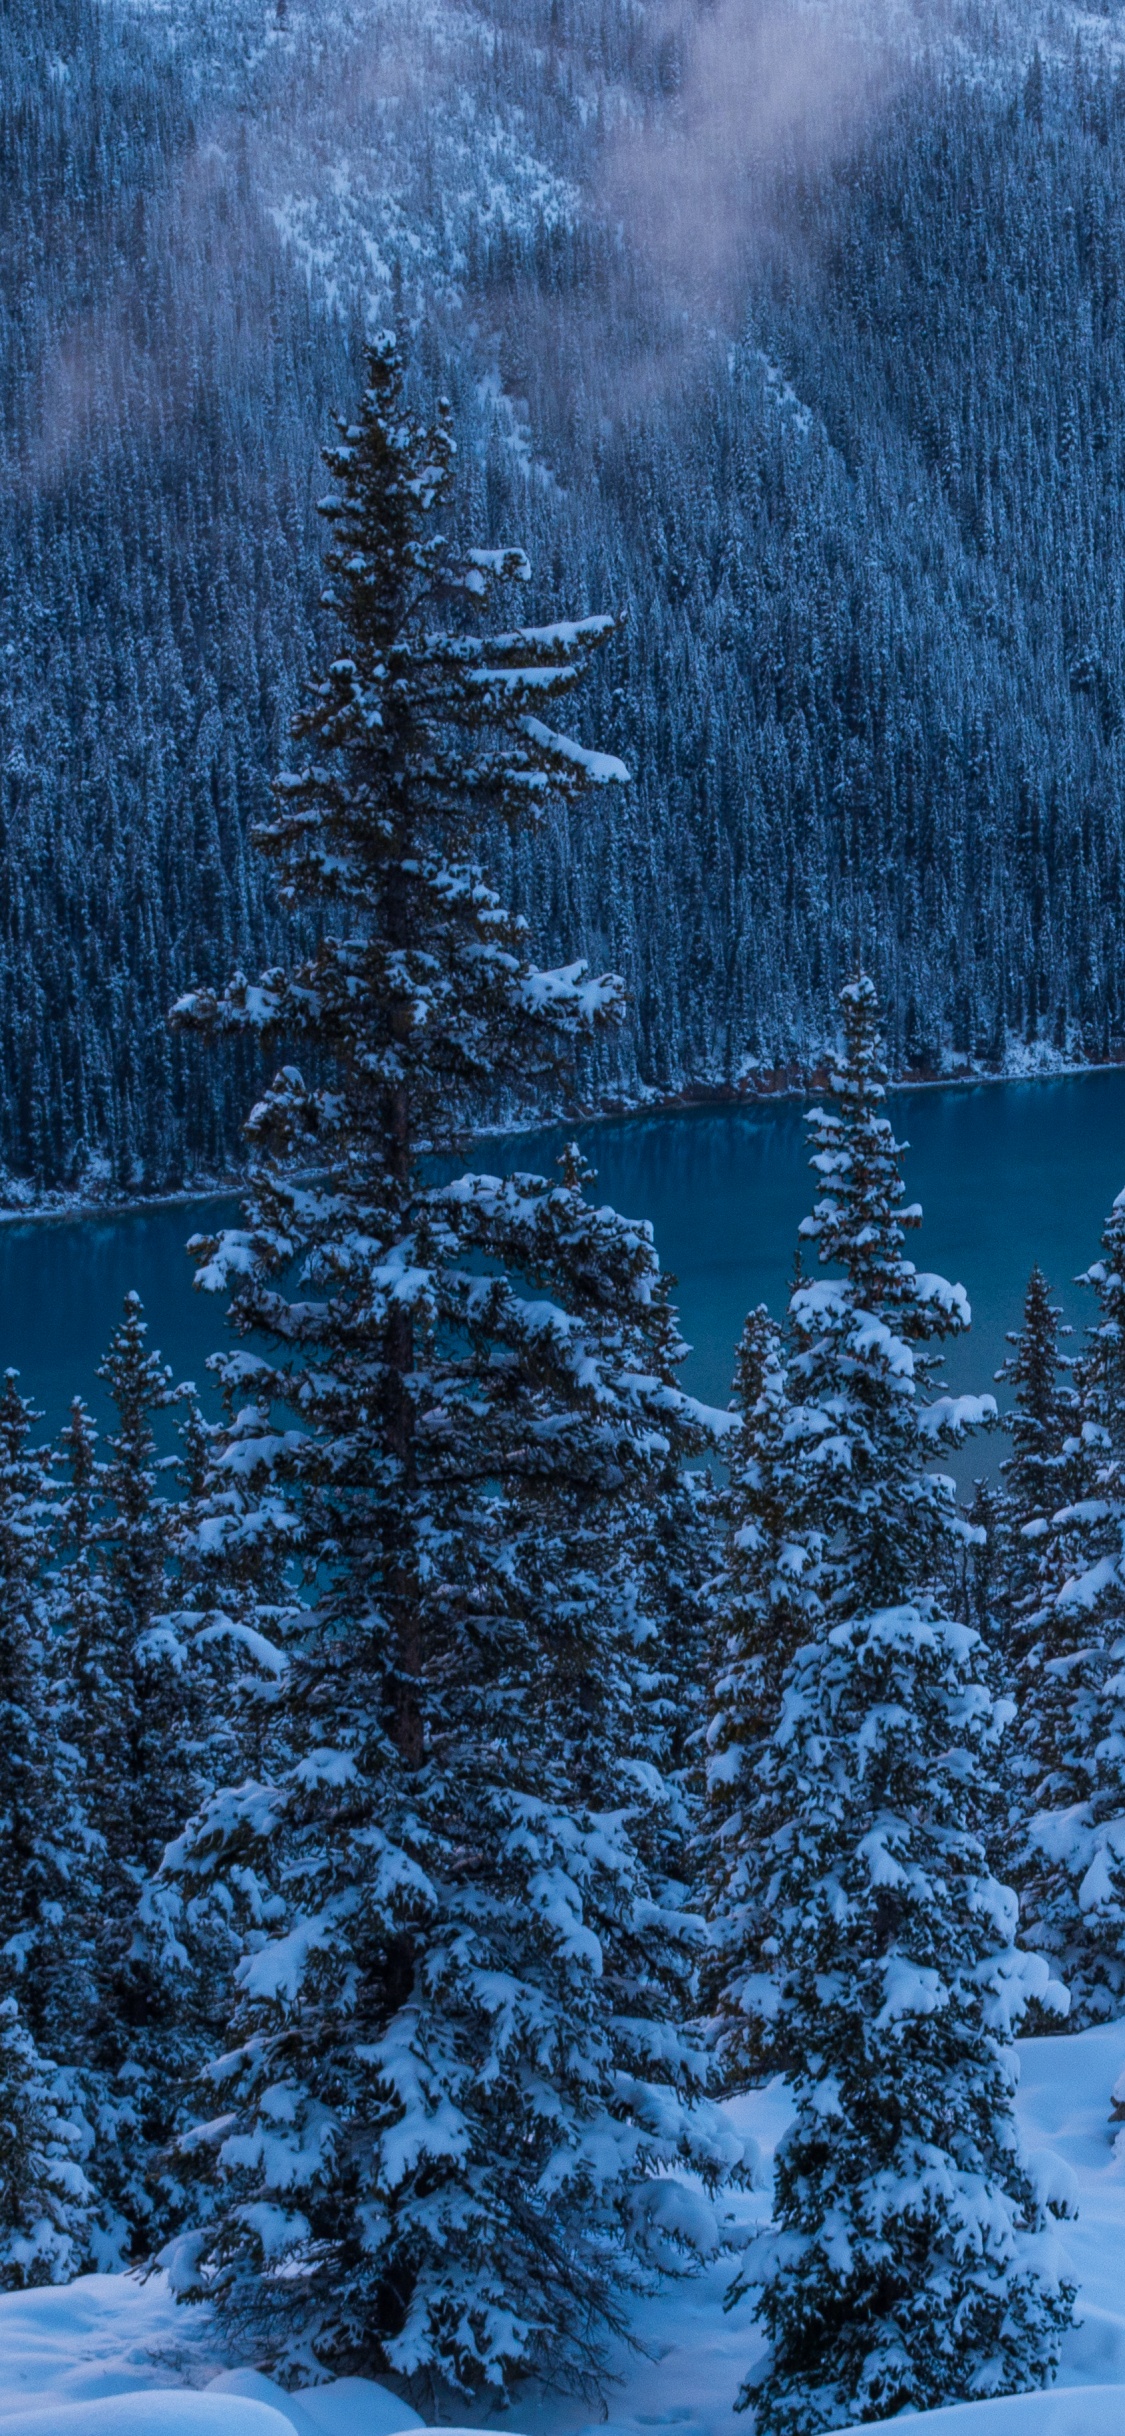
<box><xmin>7</xmin><ymin>2027</ymin><xmax>1125</xmax><ymax>2436</ymax></box>
<box><xmin>0</xmin><ymin>2403</ymin><xmax>291</xmax><ymax>2436</ymax></box>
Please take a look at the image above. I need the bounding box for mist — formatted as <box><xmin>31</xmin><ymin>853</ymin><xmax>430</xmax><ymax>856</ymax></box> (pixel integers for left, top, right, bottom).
<box><xmin>600</xmin><ymin>0</ymin><xmax>901</xmax><ymax>331</ymax></box>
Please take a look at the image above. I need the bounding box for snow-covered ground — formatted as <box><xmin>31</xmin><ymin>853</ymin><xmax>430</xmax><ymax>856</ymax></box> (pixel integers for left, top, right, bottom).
<box><xmin>4</xmin><ymin>2025</ymin><xmax>1125</xmax><ymax>2436</ymax></box>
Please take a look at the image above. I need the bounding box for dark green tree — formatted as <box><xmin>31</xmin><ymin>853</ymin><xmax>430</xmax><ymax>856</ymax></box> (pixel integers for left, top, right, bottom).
<box><xmin>164</xmin><ymin>339</ymin><xmax>738</xmax><ymax>2394</ymax></box>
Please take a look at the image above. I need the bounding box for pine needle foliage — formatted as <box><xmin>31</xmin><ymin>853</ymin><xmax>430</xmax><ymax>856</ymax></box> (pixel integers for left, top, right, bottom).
<box><xmin>165</xmin><ymin>338</ymin><xmax>739</xmax><ymax>2399</ymax></box>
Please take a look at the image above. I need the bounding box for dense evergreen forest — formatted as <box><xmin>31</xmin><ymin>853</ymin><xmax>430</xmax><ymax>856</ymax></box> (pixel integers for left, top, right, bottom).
<box><xmin>7</xmin><ymin>0</ymin><xmax>1125</xmax><ymax>1189</ymax></box>
<box><xmin>0</xmin><ymin>350</ymin><xmax>1093</xmax><ymax>2429</ymax></box>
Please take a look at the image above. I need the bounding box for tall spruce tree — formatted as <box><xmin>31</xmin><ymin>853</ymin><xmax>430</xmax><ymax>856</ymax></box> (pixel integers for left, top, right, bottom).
<box><xmin>65</xmin><ymin>1298</ymin><xmax>192</xmax><ymax>2255</ymax></box>
<box><xmin>703</xmin><ymin>1303</ymin><xmax>821</xmax><ymax>2081</ymax></box>
<box><xmin>706</xmin><ymin>979</ymin><xmax>1073</xmax><ymax>2435</ymax></box>
<box><xmin>948</xmin><ymin>1273</ymin><xmax>1076</xmax><ymax>1699</ymax></box>
<box><xmin>129</xmin><ymin>1391</ymin><xmax>297</xmax><ymax>2256</ymax></box>
<box><xmin>998</xmin><ymin>1270</ymin><xmax>1078</xmax><ymax>1535</ymax></box>
<box><xmin>163</xmin><ymin>338</ymin><xmax>738</xmax><ymax>2395</ymax></box>
<box><xmin>54</xmin><ymin>1396</ymin><xmax>119</xmax><ymax>1846</ymax></box>
<box><xmin>1007</xmin><ymin>1191</ymin><xmax>1125</xmax><ymax>2022</ymax></box>
<box><xmin>95</xmin><ymin>1294</ymin><xmax>187</xmax><ymax>1875</ymax></box>
<box><xmin>988</xmin><ymin>1266</ymin><xmax>1080</xmax><ymax>1968</ymax></box>
<box><xmin>54</xmin><ymin>1300</ymin><xmax>278</xmax><ymax>2258</ymax></box>
<box><xmin>993</xmin><ymin>1269</ymin><xmax>1078</xmax><ymax>1642</ymax></box>
<box><xmin>0</xmin><ymin>1374</ymin><xmax>96</xmax><ymax>2067</ymax></box>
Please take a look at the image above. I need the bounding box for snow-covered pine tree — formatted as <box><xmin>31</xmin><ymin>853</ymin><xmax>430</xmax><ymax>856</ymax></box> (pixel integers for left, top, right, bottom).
<box><xmin>55</xmin><ymin>1397</ymin><xmax>123</xmax><ymax>1869</ymax></box>
<box><xmin>77</xmin><ymin>1297</ymin><xmax>191</xmax><ymax>2249</ymax></box>
<box><xmin>0</xmin><ymin>1373</ymin><xmax>96</xmax><ymax>2068</ymax></box>
<box><xmin>1009</xmin><ymin>1191</ymin><xmax>1125</xmax><ymax>2023</ymax></box>
<box><xmin>702</xmin><ymin>1303</ymin><xmax>822</xmax><ymax>2082</ymax></box>
<box><xmin>708</xmin><ymin>978</ymin><xmax>1072</xmax><ymax>2435</ymax></box>
<box><xmin>994</xmin><ymin>1268</ymin><xmax>1078</xmax><ymax>1638</ymax></box>
<box><xmin>0</xmin><ymin>1996</ymin><xmax>91</xmax><ymax>2291</ymax></box>
<box><xmin>95</xmin><ymin>1293</ymin><xmax>188</xmax><ymax>1874</ymax></box>
<box><xmin>985</xmin><ymin>1266</ymin><xmax>1081</xmax><ymax>1968</ymax></box>
<box><xmin>126</xmin><ymin>1391</ymin><xmax>297</xmax><ymax>2255</ymax></box>
<box><xmin>57</xmin><ymin>1298</ymin><xmax>266</xmax><ymax>2259</ymax></box>
<box><xmin>949</xmin><ymin>1267</ymin><xmax>1069</xmax><ymax>1655</ymax></box>
<box><xmin>158</xmin><ymin>1390</ymin><xmax>295</xmax><ymax>1792</ymax></box>
<box><xmin>151</xmin><ymin>1387</ymin><xmax>297</xmax><ymax>1865</ymax></box>
<box><xmin>998</xmin><ymin>1269</ymin><xmax>1078</xmax><ymax>1532</ymax></box>
<box><xmin>164</xmin><ymin>337</ymin><xmax>738</xmax><ymax>2396</ymax></box>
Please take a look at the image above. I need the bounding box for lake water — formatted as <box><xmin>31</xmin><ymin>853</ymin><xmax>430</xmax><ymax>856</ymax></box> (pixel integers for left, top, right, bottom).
<box><xmin>4</xmin><ymin>1071</ymin><xmax>1125</xmax><ymax>1468</ymax></box>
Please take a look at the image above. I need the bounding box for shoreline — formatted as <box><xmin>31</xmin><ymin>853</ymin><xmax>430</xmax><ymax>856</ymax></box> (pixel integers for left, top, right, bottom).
<box><xmin>3</xmin><ymin>1048</ymin><xmax>1122</xmax><ymax>1229</ymax></box>
<box><xmin>0</xmin><ymin>1175</ymin><xmax>247</xmax><ymax>1232</ymax></box>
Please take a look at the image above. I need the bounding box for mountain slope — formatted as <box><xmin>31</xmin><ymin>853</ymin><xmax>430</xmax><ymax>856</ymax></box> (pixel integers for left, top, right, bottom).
<box><xmin>7</xmin><ymin>0</ymin><xmax>1125</xmax><ymax>1185</ymax></box>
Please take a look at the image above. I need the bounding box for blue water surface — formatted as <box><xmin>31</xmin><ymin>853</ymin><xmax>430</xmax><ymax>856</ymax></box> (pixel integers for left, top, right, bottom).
<box><xmin>3</xmin><ymin>1071</ymin><xmax>1124</xmax><ymax>1450</ymax></box>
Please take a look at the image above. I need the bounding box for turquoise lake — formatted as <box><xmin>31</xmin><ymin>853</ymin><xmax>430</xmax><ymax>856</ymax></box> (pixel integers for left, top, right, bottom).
<box><xmin>5</xmin><ymin>1070</ymin><xmax>1125</xmax><ymax>1466</ymax></box>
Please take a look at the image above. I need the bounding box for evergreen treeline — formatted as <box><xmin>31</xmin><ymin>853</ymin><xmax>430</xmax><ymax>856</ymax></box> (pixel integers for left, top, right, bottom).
<box><xmin>7</xmin><ymin>342</ymin><xmax>1125</xmax><ymax>2436</ymax></box>
<box><xmin>11</xmin><ymin>0</ymin><xmax>1125</xmax><ymax>1185</ymax></box>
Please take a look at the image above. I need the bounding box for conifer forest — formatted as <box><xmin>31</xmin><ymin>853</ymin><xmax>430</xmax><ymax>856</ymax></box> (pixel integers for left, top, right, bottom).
<box><xmin>12</xmin><ymin>0</ymin><xmax>1125</xmax><ymax>1190</ymax></box>
<box><xmin>10</xmin><ymin>2</ymin><xmax>1125</xmax><ymax>2433</ymax></box>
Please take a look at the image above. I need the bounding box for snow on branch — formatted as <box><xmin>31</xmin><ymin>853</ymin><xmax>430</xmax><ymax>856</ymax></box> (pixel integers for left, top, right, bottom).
<box><xmin>520</xmin><ymin>714</ymin><xmax>631</xmax><ymax>784</ymax></box>
<box><xmin>519</xmin><ymin>960</ymin><xmax>625</xmax><ymax>1021</ymax></box>
<box><xmin>913</xmin><ymin>1270</ymin><xmax>972</xmax><ymax>1325</ymax></box>
<box><xmin>918</xmin><ymin>1393</ymin><xmax>999</xmax><ymax>1440</ymax></box>
<box><xmin>1054</xmin><ymin>1553</ymin><xmax>1122</xmax><ymax>1612</ymax></box>
<box><xmin>457</xmin><ymin>547</ymin><xmax>532</xmax><ymax>592</ymax></box>
<box><xmin>188</xmin><ymin>1230</ymin><xmax>258</xmax><ymax>1294</ymax></box>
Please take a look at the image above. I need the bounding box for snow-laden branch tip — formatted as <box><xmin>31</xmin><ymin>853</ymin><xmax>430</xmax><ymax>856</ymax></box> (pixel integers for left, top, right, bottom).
<box><xmin>913</xmin><ymin>1271</ymin><xmax>972</xmax><ymax>1325</ymax></box>
<box><xmin>918</xmin><ymin>1393</ymin><xmax>999</xmax><ymax>1439</ymax></box>
<box><xmin>520</xmin><ymin>714</ymin><xmax>631</xmax><ymax>784</ymax></box>
<box><xmin>520</xmin><ymin>960</ymin><xmax>625</xmax><ymax>1019</ymax></box>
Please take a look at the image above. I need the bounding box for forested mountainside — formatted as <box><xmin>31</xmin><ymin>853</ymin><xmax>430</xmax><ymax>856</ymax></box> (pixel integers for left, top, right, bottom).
<box><xmin>7</xmin><ymin>0</ymin><xmax>1125</xmax><ymax>1189</ymax></box>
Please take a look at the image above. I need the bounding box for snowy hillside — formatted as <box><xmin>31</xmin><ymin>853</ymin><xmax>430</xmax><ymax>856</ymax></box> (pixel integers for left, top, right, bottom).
<box><xmin>16</xmin><ymin>0</ymin><xmax>1125</xmax><ymax>1184</ymax></box>
<box><xmin>5</xmin><ymin>2023</ymin><xmax>1125</xmax><ymax>2436</ymax></box>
